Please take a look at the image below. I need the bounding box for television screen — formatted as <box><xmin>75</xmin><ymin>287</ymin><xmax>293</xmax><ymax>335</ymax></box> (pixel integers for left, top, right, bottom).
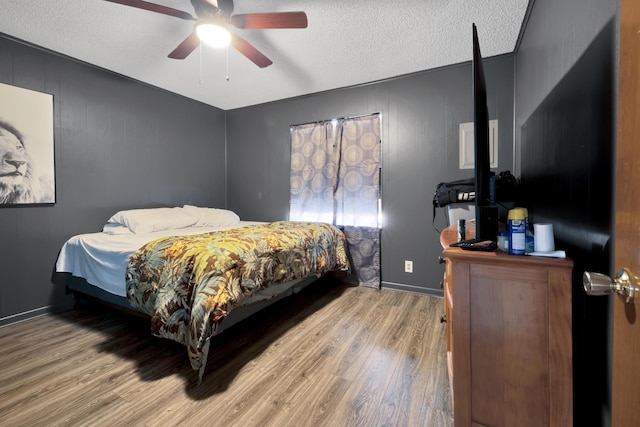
<box><xmin>472</xmin><ymin>23</ymin><xmax>498</xmax><ymax>241</ymax></box>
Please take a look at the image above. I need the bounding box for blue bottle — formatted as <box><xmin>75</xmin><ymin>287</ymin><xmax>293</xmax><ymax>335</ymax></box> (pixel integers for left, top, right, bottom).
<box><xmin>508</xmin><ymin>208</ymin><xmax>526</xmax><ymax>256</ymax></box>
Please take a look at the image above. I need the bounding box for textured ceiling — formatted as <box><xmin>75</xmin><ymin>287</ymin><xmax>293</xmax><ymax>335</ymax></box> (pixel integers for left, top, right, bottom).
<box><xmin>0</xmin><ymin>0</ymin><xmax>530</xmax><ymax>110</ymax></box>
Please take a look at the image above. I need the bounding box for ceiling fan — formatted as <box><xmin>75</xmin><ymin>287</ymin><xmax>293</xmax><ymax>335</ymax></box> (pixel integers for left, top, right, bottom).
<box><xmin>105</xmin><ymin>0</ymin><xmax>308</xmax><ymax>68</ymax></box>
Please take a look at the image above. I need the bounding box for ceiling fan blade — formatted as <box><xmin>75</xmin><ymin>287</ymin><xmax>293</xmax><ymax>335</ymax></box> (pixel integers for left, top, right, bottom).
<box><xmin>168</xmin><ymin>33</ymin><xmax>201</xmax><ymax>59</ymax></box>
<box><xmin>231</xmin><ymin>12</ymin><xmax>308</xmax><ymax>29</ymax></box>
<box><xmin>104</xmin><ymin>0</ymin><xmax>196</xmax><ymax>20</ymax></box>
<box><xmin>230</xmin><ymin>34</ymin><xmax>273</xmax><ymax>68</ymax></box>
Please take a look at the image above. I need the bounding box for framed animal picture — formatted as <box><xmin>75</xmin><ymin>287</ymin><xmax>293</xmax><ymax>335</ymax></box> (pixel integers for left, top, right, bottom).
<box><xmin>0</xmin><ymin>82</ymin><xmax>55</xmax><ymax>205</ymax></box>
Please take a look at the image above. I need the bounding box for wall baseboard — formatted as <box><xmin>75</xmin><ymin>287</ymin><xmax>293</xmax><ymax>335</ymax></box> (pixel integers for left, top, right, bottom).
<box><xmin>0</xmin><ymin>285</ymin><xmax>442</xmax><ymax>328</ymax></box>
<box><xmin>0</xmin><ymin>306</ymin><xmax>54</xmax><ymax>328</ymax></box>
<box><xmin>381</xmin><ymin>281</ymin><xmax>444</xmax><ymax>298</ymax></box>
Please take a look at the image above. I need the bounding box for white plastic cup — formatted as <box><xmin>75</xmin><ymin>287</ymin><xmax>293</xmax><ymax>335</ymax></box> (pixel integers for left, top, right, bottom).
<box><xmin>534</xmin><ymin>223</ymin><xmax>555</xmax><ymax>252</ymax></box>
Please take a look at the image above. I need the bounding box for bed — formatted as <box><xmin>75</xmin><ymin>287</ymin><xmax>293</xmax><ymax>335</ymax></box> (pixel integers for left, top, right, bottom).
<box><xmin>55</xmin><ymin>206</ymin><xmax>350</xmax><ymax>381</ymax></box>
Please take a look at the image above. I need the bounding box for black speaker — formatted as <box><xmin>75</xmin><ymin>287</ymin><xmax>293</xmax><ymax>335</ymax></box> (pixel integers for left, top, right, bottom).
<box><xmin>477</xmin><ymin>205</ymin><xmax>499</xmax><ymax>241</ymax></box>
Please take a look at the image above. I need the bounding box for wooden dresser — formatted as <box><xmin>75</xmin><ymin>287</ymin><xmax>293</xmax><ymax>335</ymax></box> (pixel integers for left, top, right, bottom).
<box><xmin>440</xmin><ymin>224</ymin><xmax>573</xmax><ymax>427</ymax></box>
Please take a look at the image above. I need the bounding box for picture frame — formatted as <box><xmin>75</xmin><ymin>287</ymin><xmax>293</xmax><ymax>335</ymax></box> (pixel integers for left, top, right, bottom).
<box><xmin>0</xmin><ymin>82</ymin><xmax>55</xmax><ymax>205</ymax></box>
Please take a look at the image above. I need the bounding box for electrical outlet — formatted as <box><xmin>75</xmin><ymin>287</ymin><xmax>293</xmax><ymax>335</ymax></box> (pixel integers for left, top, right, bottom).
<box><xmin>404</xmin><ymin>260</ymin><xmax>413</xmax><ymax>273</ymax></box>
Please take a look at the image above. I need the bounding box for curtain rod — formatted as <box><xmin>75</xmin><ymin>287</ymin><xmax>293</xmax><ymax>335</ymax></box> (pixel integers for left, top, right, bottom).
<box><xmin>289</xmin><ymin>111</ymin><xmax>381</xmax><ymax>129</ymax></box>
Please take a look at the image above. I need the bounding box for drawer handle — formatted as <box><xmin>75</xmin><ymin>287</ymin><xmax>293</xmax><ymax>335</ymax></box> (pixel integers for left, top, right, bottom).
<box><xmin>440</xmin><ymin>314</ymin><xmax>447</xmax><ymax>323</ymax></box>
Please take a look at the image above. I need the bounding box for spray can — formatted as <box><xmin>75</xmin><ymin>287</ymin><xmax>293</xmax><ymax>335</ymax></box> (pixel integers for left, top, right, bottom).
<box><xmin>508</xmin><ymin>208</ymin><xmax>526</xmax><ymax>255</ymax></box>
<box><xmin>522</xmin><ymin>207</ymin><xmax>535</xmax><ymax>253</ymax></box>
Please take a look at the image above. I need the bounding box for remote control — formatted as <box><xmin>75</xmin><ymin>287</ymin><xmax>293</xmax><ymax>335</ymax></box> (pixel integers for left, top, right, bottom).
<box><xmin>454</xmin><ymin>240</ymin><xmax>498</xmax><ymax>252</ymax></box>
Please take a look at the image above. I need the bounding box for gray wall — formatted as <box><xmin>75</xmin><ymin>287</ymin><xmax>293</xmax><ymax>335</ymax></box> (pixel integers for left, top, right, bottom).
<box><xmin>515</xmin><ymin>0</ymin><xmax>618</xmax><ymax>426</ymax></box>
<box><xmin>226</xmin><ymin>56</ymin><xmax>515</xmax><ymax>295</ymax></box>
<box><xmin>0</xmin><ymin>36</ymin><xmax>227</xmax><ymax>325</ymax></box>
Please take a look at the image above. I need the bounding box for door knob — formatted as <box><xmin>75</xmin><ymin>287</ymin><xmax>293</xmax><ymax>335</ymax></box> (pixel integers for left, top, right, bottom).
<box><xmin>583</xmin><ymin>268</ymin><xmax>640</xmax><ymax>303</ymax></box>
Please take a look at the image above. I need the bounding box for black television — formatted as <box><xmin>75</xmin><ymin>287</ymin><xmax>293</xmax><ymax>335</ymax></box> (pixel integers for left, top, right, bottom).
<box><xmin>472</xmin><ymin>23</ymin><xmax>498</xmax><ymax>241</ymax></box>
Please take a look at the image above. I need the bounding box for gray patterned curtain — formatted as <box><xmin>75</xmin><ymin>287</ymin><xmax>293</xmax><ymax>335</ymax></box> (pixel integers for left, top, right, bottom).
<box><xmin>290</xmin><ymin>114</ymin><xmax>381</xmax><ymax>288</ymax></box>
<box><xmin>289</xmin><ymin>122</ymin><xmax>337</xmax><ymax>223</ymax></box>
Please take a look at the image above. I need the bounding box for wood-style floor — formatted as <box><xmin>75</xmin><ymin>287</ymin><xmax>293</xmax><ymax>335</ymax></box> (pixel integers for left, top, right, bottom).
<box><xmin>0</xmin><ymin>279</ymin><xmax>453</xmax><ymax>427</ymax></box>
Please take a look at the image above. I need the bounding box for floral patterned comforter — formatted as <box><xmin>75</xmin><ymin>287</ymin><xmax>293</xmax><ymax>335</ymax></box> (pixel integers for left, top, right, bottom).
<box><xmin>125</xmin><ymin>221</ymin><xmax>350</xmax><ymax>380</ymax></box>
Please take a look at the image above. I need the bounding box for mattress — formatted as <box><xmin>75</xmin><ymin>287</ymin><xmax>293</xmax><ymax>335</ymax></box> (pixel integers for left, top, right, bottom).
<box><xmin>55</xmin><ymin>221</ymin><xmax>264</xmax><ymax>298</ymax></box>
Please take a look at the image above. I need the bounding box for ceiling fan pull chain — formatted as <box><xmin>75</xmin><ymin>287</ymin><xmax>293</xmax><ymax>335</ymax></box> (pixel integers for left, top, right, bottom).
<box><xmin>199</xmin><ymin>44</ymin><xmax>204</xmax><ymax>85</ymax></box>
<box><xmin>226</xmin><ymin>45</ymin><xmax>230</xmax><ymax>82</ymax></box>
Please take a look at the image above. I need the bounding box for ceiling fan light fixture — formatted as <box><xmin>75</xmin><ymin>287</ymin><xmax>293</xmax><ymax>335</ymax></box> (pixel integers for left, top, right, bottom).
<box><xmin>196</xmin><ymin>22</ymin><xmax>231</xmax><ymax>48</ymax></box>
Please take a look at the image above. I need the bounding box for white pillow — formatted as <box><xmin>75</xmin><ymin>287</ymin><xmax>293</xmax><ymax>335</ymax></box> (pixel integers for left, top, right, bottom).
<box><xmin>107</xmin><ymin>207</ymin><xmax>197</xmax><ymax>234</ymax></box>
<box><xmin>102</xmin><ymin>223</ymin><xmax>134</xmax><ymax>235</ymax></box>
<box><xmin>182</xmin><ymin>205</ymin><xmax>240</xmax><ymax>227</ymax></box>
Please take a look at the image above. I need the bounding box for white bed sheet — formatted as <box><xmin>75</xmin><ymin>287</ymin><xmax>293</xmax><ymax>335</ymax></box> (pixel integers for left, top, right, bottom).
<box><xmin>55</xmin><ymin>221</ymin><xmax>264</xmax><ymax>297</ymax></box>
